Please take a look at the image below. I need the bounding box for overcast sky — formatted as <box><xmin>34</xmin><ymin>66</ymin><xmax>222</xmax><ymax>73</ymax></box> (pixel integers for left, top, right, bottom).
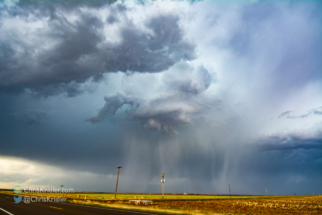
<box><xmin>0</xmin><ymin>0</ymin><xmax>321</xmax><ymax>195</ymax></box>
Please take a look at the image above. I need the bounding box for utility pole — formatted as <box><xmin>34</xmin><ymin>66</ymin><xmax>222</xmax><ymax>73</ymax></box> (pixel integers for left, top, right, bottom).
<box><xmin>228</xmin><ymin>184</ymin><xmax>231</xmax><ymax>198</ymax></box>
<box><xmin>161</xmin><ymin>173</ymin><xmax>165</xmax><ymax>199</ymax></box>
<box><xmin>115</xmin><ymin>166</ymin><xmax>122</xmax><ymax>199</ymax></box>
<box><xmin>283</xmin><ymin>190</ymin><xmax>285</xmax><ymax>196</ymax></box>
<box><xmin>266</xmin><ymin>188</ymin><xmax>268</xmax><ymax>196</ymax></box>
<box><xmin>293</xmin><ymin>190</ymin><xmax>296</xmax><ymax>196</ymax></box>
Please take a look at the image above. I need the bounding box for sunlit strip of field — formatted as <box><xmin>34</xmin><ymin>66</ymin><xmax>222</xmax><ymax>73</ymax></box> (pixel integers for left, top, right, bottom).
<box><xmin>1</xmin><ymin>190</ymin><xmax>298</xmax><ymax>201</ymax></box>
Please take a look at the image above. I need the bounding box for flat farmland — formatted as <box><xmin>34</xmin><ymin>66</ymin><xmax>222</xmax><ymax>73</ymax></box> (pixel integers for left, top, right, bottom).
<box><xmin>1</xmin><ymin>190</ymin><xmax>275</xmax><ymax>201</ymax></box>
<box><xmin>69</xmin><ymin>195</ymin><xmax>322</xmax><ymax>214</ymax></box>
<box><xmin>2</xmin><ymin>191</ymin><xmax>321</xmax><ymax>214</ymax></box>
<box><xmin>149</xmin><ymin>196</ymin><xmax>322</xmax><ymax>214</ymax></box>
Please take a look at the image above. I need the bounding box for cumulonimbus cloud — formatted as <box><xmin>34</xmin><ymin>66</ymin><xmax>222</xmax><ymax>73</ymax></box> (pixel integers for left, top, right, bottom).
<box><xmin>257</xmin><ymin>132</ymin><xmax>322</xmax><ymax>152</ymax></box>
<box><xmin>87</xmin><ymin>62</ymin><xmax>213</xmax><ymax>134</ymax></box>
<box><xmin>0</xmin><ymin>1</ymin><xmax>195</xmax><ymax>96</ymax></box>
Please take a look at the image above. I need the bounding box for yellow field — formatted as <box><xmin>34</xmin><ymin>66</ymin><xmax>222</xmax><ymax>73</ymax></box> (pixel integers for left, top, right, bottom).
<box><xmin>2</xmin><ymin>190</ymin><xmax>321</xmax><ymax>214</ymax></box>
<box><xmin>3</xmin><ymin>190</ymin><xmax>284</xmax><ymax>201</ymax></box>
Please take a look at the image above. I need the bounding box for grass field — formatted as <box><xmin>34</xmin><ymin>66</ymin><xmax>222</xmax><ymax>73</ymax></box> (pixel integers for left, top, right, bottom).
<box><xmin>2</xmin><ymin>190</ymin><xmax>283</xmax><ymax>201</ymax></box>
<box><xmin>2</xmin><ymin>190</ymin><xmax>321</xmax><ymax>214</ymax></box>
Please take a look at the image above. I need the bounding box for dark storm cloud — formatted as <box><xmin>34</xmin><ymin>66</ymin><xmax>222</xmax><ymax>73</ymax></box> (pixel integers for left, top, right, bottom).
<box><xmin>0</xmin><ymin>2</ymin><xmax>195</xmax><ymax>96</ymax></box>
<box><xmin>230</xmin><ymin>130</ymin><xmax>322</xmax><ymax>194</ymax></box>
<box><xmin>9</xmin><ymin>0</ymin><xmax>117</xmax><ymax>18</ymax></box>
<box><xmin>16</xmin><ymin>0</ymin><xmax>115</xmax><ymax>7</ymax></box>
<box><xmin>278</xmin><ymin>106</ymin><xmax>322</xmax><ymax>119</ymax></box>
<box><xmin>106</xmin><ymin>14</ymin><xmax>118</xmax><ymax>24</ymax></box>
<box><xmin>10</xmin><ymin>109</ymin><xmax>47</xmax><ymax>126</ymax></box>
<box><xmin>87</xmin><ymin>63</ymin><xmax>212</xmax><ymax>134</ymax></box>
<box><xmin>235</xmin><ymin>142</ymin><xmax>322</xmax><ymax>195</ymax></box>
<box><xmin>258</xmin><ymin>133</ymin><xmax>322</xmax><ymax>152</ymax></box>
<box><xmin>86</xmin><ymin>93</ymin><xmax>131</xmax><ymax>124</ymax></box>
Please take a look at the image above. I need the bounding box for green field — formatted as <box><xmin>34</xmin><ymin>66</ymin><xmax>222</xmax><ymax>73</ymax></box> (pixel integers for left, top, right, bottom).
<box><xmin>73</xmin><ymin>193</ymin><xmax>280</xmax><ymax>201</ymax></box>
<box><xmin>2</xmin><ymin>190</ymin><xmax>283</xmax><ymax>201</ymax></box>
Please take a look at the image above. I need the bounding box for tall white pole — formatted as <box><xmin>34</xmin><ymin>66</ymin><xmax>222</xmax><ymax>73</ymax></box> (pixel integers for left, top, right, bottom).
<box><xmin>161</xmin><ymin>173</ymin><xmax>165</xmax><ymax>199</ymax></box>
